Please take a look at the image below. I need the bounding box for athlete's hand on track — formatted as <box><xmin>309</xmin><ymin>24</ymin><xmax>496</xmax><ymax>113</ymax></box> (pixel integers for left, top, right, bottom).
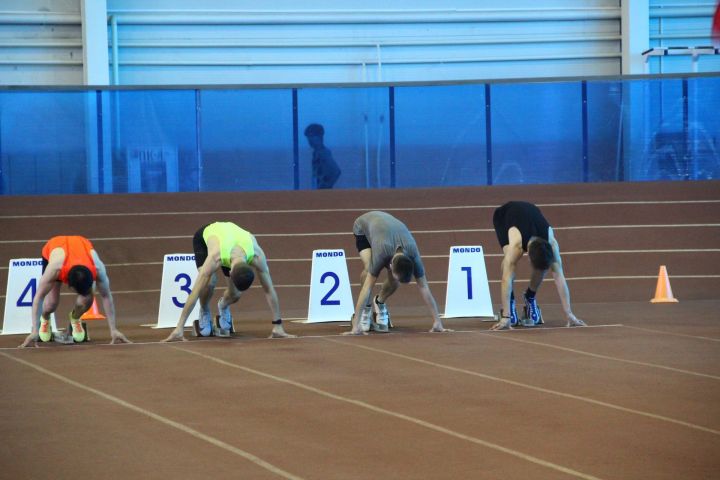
<box><xmin>269</xmin><ymin>325</ymin><xmax>296</xmax><ymax>339</ymax></box>
<box><xmin>162</xmin><ymin>328</ymin><xmax>187</xmax><ymax>342</ymax></box>
<box><xmin>342</xmin><ymin>328</ymin><xmax>367</xmax><ymax>336</ymax></box>
<box><xmin>566</xmin><ymin>314</ymin><xmax>587</xmax><ymax>327</ymax></box>
<box><xmin>110</xmin><ymin>329</ymin><xmax>133</xmax><ymax>344</ymax></box>
<box><xmin>430</xmin><ymin>322</ymin><xmax>453</xmax><ymax>333</ymax></box>
<box><xmin>489</xmin><ymin>318</ymin><xmax>512</xmax><ymax>331</ymax></box>
<box><xmin>19</xmin><ymin>332</ymin><xmax>39</xmax><ymax>348</ymax></box>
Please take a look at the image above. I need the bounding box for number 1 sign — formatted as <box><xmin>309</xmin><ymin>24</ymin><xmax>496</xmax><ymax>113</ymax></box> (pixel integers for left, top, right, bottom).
<box><xmin>306</xmin><ymin>249</ymin><xmax>354</xmax><ymax>323</ymax></box>
<box><xmin>443</xmin><ymin>246</ymin><xmax>494</xmax><ymax>319</ymax></box>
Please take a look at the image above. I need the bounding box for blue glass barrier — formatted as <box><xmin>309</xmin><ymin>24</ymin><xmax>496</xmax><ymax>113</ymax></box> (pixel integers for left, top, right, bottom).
<box><xmin>110</xmin><ymin>89</ymin><xmax>198</xmax><ymax>193</ymax></box>
<box><xmin>587</xmin><ymin>80</ymin><xmax>623</xmax><ymax>182</ymax></box>
<box><xmin>297</xmin><ymin>86</ymin><xmax>389</xmax><ymax>190</ymax></box>
<box><xmin>395</xmin><ymin>84</ymin><xmax>487</xmax><ymax>188</ymax></box>
<box><xmin>201</xmin><ymin>89</ymin><xmax>294</xmax><ymax>191</ymax></box>
<box><xmin>0</xmin><ymin>90</ymin><xmax>92</xmax><ymax>195</ymax></box>
<box><xmin>688</xmin><ymin>77</ymin><xmax>720</xmax><ymax>180</ymax></box>
<box><xmin>491</xmin><ymin>81</ymin><xmax>583</xmax><ymax>185</ymax></box>
<box><xmin>1</xmin><ymin>74</ymin><xmax>718</xmax><ymax>195</ymax></box>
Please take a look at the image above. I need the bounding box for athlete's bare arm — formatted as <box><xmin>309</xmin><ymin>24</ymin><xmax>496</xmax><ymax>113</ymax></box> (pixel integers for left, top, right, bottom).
<box><xmin>490</xmin><ymin>227</ymin><xmax>523</xmax><ymax>331</ymax></box>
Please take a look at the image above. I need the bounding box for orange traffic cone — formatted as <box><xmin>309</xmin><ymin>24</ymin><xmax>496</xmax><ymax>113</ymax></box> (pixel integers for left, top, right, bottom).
<box><xmin>81</xmin><ymin>298</ymin><xmax>106</xmax><ymax>320</ymax></box>
<box><xmin>650</xmin><ymin>265</ymin><xmax>679</xmax><ymax>303</ymax></box>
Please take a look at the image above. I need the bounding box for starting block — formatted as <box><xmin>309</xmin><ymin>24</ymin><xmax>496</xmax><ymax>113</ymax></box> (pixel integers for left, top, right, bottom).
<box><xmin>521</xmin><ymin>304</ymin><xmax>543</xmax><ymax>327</ymax></box>
<box><xmin>214</xmin><ymin>314</ymin><xmax>235</xmax><ymax>334</ymax></box>
<box><xmin>191</xmin><ymin>319</ymin><xmax>231</xmax><ymax>338</ymax></box>
<box><xmin>520</xmin><ymin>316</ymin><xmax>537</xmax><ymax>327</ymax></box>
<box><xmin>43</xmin><ymin>321</ymin><xmax>89</xmax><ymax>344</ymax></box>
<box><xmin>52</xmin><ymin>331</ymin><xmax>75</xmax><ymax>344</ymax></box>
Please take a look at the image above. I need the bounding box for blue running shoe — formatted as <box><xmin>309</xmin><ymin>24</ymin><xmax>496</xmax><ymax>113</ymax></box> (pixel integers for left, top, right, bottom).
<box><xmin>508</xmin><ymin>295</ymin><xmax>519</xmax><ymax>326</ymax></box>
<box><xmin>523</xmin><ymin>293</ymin><xmax>543</xmax><ymax>325</ymax></box>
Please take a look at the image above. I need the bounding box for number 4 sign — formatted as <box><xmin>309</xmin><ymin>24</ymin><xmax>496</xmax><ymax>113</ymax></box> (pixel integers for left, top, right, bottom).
<box><xmin>2</xmin><ymin>258</ymin><xmax>58</xmax><ymax>335</ymax></box>
<box><xmin>443</xmin><ymin>246</ymin><xmax>494</xmax><ymax>319</ymax></box>
<box><xmin>154</xmin><ymin>254</ymin><xmax>200</xmax><ymax>328</ymax></box>
<box><xmin>305</xmin><ymin>249</ymin><xmax>354</xmax><ymax>323</ymax></box>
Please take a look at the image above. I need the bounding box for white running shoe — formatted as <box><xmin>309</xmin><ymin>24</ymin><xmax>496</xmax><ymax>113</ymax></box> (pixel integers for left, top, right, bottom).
<box><xmin>217</xmin><ymin>299</ymin><xmax>233</xmax><ymax>331</ymax></box>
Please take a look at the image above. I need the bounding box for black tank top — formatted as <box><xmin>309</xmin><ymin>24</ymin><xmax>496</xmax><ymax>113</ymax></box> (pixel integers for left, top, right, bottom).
<box><xmin>493</xmin><ymin>201</ymin><xmax>550</xmax><ymax>251</ymax></box>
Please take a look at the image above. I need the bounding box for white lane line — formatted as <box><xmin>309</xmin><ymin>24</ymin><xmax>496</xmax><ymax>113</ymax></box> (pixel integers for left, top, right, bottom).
<box><xmin>4</xmin><ymin>249</ymin><xmax>716</xmax><ymax>271</ymax></box>
<box><xmin>0</xmin><ymin>325</ymin><xmax>621</xmax><ymax>350</ymax></box>
<box><xmin>477</xmin><ymin>324</ymin><xmax>624</xmax><ymax>333</ymax></box>
<box><xmin>2</xmin><ymin>199</ymin><xmax>718</xmax><ymax>219</ymax></box>
<box><xmin>556</xmin><ymin>224</ymin><xmax>720</xmax><ymax>230</ymax></box>
<box><xmin>560</xmin><ymin>275</ymin><xmax>720</xmax><ymax>280</ymax></box>
<box><xmin>174</xmin><ymin>346</ymin><xmax>605</xmax><ymax>480</ymax></box>
<box><xmin>323</xmin><ymin>338</ymin><xmax>720</xmax><ymax>436</ymax></box>
<box><xmin>1</xmin><ymin>223</ymin><xmax>719</xmax><ymax>244</ymax></box>
<box><xmin>485</xmin><ymin>334</ymin><xmax>720</xmax><ymax>381</ymax></box>
<box><xmin>621</xmin><ymin>325</ymin><xmax>720</xmax><ymax>343</ymax></box>
<box><xmin>2</xmin><ymin>274</ymin><xmax>718</xmax><ymax>300</ymax></box>
<box><xmin>0</xmin><ymin>352</ymin><xmax>306</xmax><ymax>480</ymax></box>
<box><xmin>0</xmin><ymin>340</ymin><xmax>174</xmax><ymax>350</ymax></box>
<box><xmin>560</xmin><ymin>249</ymin><xmax>720</xmax><ymax>255</ymax></box>
<box><xmin>0</xmin><ymin>289</ymin><xmax>157</xmax><ymax>300</ymax></box>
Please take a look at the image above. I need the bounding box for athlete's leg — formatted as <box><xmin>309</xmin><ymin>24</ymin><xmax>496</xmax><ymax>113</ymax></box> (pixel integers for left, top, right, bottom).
<box><xmin>528</xmin><ymin>268</ymin><xmax>546</xmax><ymax>293</ymax></box>
<box><xmin>41</xmin><ymin>282</ymin><xmax>61</xmax><ymax>321</ymax></box>
<box><xmin>69</xmin><ymin>292</ymin><xmax>93</xmax><ymax>342</ymax></box>
<box><xmin>70</xmin><ymin>292</ymin><xmax>94</xmax><ymax>319</ymax></box>
<box><xmin>217</xmin><ymin>269</ymin><xmax>241</xmax><ymax>331</ymax></box>
<box><xmin>524</xmin><ymin>268</ymin><xmax>547</xmax><ymax>325</ymax></box>
<box><xmin>355</xmin><ymin>235</ymin><xmax>374</xmax><ymax>330</ymax></box>
<box><xmin>38</xmin><ymin>282</ymin><xmax>61</xmax><ymax>341</ymax></box>
<box><xmin>199</xmin><ymin>271</ymin><xmax>218</xmax><ymax>311</ymax></box>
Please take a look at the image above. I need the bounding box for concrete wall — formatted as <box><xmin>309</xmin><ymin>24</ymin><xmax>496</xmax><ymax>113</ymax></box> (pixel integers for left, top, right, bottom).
<box><xmin>648</xmin><ymin>0</ymin><xmax>720</xmax><ymax>73</ymax></box>
<box><xmin>2</xmin><ymin>0</ymin><xmax>626</xmax><ymax>86</ymax></box>
<box><xmin>0</xmin><ymin>0</ymin><xmax>83</xmax><ymax>85</ymax></box>
<box><xmin>102</xmin><ymin>0</ymin><xmax>624</xmax><ymax>85</ymax></box>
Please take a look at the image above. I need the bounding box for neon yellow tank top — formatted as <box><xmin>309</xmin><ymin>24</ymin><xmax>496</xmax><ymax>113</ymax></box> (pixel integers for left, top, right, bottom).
<box><xmin>202</xmin><ymin>222</ymin><xmax>255</xmax><ymax>268</ymax></box>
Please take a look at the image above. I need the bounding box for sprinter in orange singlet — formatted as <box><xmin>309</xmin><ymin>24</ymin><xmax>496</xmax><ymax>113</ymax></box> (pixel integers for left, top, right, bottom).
<box><xmin>19</xmin><ymin>236</ymin><xmax>131</xmax><ymax>347</ymax></box>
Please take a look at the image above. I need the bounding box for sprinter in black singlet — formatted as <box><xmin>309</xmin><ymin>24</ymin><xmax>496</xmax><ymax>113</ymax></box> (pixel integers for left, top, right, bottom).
<box><xmin>490</xmin><ymin>201</ymin><xmax>586</xmax><ymax>330</ymax></box>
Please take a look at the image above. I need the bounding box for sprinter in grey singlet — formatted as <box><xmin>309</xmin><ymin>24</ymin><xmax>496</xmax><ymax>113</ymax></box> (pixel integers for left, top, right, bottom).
<box><xmin>347</xmin><ymin>211</ymin><xmax>451</xmax><ymax>334</ymax></box>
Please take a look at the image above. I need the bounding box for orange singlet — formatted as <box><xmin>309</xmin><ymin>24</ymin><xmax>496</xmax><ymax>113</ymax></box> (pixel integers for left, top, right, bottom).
<box><xmin>41</xmin><ymin>236</ymin><xmax>98</xmax><ymax>284</ymax></box>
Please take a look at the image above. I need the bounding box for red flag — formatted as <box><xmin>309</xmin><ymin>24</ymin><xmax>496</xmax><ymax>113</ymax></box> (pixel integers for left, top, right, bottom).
<box><xmin>713</xmin><ymin>1</ymin><xmax>720</xmax><ymax>46</ymax></box>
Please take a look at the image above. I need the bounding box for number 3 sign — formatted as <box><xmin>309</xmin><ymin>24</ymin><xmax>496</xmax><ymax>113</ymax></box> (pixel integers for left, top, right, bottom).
<box><xmin>155</xmin><ymin>254</ymin><xmax>200</xmax><ymax>328</ymax></box>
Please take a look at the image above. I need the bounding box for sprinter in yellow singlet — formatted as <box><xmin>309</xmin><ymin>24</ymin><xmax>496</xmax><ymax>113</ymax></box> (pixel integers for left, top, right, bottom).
<box><xmin>163</xmin><ymin>222</ymin><xmax>294</xmax><ymax>341</ymax></box>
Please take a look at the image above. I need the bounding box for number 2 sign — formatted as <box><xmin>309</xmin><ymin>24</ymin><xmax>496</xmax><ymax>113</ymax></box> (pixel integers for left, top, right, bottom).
<box><xmin>306</xmin><ymin>249</ymin><xmax>354</xmax><ymax>323</ymax></box>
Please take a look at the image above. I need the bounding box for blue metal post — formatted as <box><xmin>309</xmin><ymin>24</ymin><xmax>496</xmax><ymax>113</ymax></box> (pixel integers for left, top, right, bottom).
<box><xmin>96</xmin><ymin>90</ymin><xmax>104</xmax><ymax>194</ymax></box>
<box><xmin>389</xmin><ymin>86</ymin><xmax>396</xmax><ymax>188</ymax></box>
<box><xmin>195</xmin><ymin>89</ymin><xmax>203</xmax><ymax>192</ymax></box>
<box><xmin>682</xmin><ymin>77</ymin><xmax>689</xmax><ymax>180</ymax></box>
<box><xmin>292</xmin><ymin>88</ymin><xmax>299</xmax><ymax>190</ymax></box>
<box><xmin>582</xmin><ymin>81</ymin><xmax>589</xmax><ymax>182</ymax></box>
<box><xmin>485</xmin><ymin>84</ymin><xmax>493</xmax><ymax>185</ymax></box>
